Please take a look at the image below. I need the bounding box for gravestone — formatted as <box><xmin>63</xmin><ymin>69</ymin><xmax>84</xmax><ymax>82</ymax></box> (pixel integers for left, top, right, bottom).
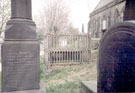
<box><xmin>98</xmin><ymin>0</ymin><xmax>135</xmax><ymax>92</ymax></box>
<box><xmin>1</xmin><ymin>0</ymin><xmax>43</xmax><ymax>92</ymax></box>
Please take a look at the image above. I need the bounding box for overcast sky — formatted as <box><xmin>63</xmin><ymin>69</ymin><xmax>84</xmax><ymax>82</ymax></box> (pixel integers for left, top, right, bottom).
<box><xmin>32</xmin><ymin>0</ymin><xmax>100</xmax><ymax>32</ymax></box>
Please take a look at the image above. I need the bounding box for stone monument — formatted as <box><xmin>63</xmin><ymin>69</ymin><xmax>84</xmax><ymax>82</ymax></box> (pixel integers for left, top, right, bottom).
<box><xmin>98</xmin><ymin>0</ymin><xmax>135</xmax><ymax>92</ymax></box>
<box><xmin>1</xmin><ymin>0</ymin><xmax>43</xmax><ymax>92</ymax></box>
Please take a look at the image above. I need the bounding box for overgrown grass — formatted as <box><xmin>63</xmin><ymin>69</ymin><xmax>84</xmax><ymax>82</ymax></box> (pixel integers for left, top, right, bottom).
<box><xmin>41</xmin><ymin>63</ymin><xmax>97</xmax><ymax>93</ymax></box>
<box><xmin>40</xmin><ymin>55</ymin><xmax>47</xmax><ymax>79</ymax></box>
<box><xmin>41</xmin><ymin>49</ymin><xmax>98</xmax><ymax>93</ymax></box>
<box><xmin>43</xmin><ymin>68</ymin><xmax>73</xmax><ymax>83</ymax></box>
<box><xmin>46</xmin><ymin>81</ymin><xmax>80</xmax><ymax>93</ymax></box>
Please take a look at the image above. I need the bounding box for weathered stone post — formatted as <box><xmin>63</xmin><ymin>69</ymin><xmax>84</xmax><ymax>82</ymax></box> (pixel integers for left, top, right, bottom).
<box><xmin>98</xmin><ymin>0</ymin><xmax>135</xmax><ymax>92</ymax></box>
<box><xmin>1</xmin><ymin>0</ymin><xmax>42</xmax><ymax>92</ymax></box>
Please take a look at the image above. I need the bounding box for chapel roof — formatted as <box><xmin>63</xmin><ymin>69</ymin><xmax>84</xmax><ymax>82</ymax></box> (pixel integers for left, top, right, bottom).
<box><xmin>94</xmin><ymin>0</ymin><xmax>114</xmax><ymax>11</ymax></box>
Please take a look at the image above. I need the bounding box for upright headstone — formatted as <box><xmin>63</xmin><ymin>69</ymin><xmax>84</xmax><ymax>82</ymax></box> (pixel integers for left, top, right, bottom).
<box><xmin>98</xmin><ymin>0</ymin><xmax>135</xmax><ymax>92</ymax></box>
<box><xmin>1</xmin><ymin>0</ymin><xmax>41</xmax><ymax>92</ymax></box>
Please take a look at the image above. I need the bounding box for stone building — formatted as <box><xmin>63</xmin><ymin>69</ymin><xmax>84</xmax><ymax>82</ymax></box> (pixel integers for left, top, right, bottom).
<box><xmin>88</xmin><ymin>0</ymin><xmax>125</xmax><ymax>38</ymax></box>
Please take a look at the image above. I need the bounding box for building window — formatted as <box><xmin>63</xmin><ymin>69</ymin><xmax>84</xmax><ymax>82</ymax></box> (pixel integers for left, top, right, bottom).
<box><xmin>101</xmin><ymin>19</ymin><xmax>107</xmax><ymax>36</ymax></box>
<box><xmin>114</xmin><ymin>9</ymin><xmax>120</xmax><ymax>23</ymax></box>
<box><xmin>102</xmin><ymin>20</ymin><xmax>107</xmax><ymax>30</ymax></box>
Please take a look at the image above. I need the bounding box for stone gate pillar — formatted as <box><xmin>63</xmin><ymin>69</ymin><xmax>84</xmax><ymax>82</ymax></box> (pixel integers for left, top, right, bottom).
<box><xmin>1</xmin><ymin>0</ymin><xmax>43</xmax><ymax>92</ymax></box>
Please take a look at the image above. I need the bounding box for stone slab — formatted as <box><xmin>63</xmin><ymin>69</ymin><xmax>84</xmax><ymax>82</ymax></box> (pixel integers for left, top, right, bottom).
<box><xmin>1</xmin><ymin>41</ymin><xmax>40</xmax><ymax>92</ymax></box>
<box><xmin>80</xmin><ymin>81</ymin><xmax>97</xmax><ymax>93</ymax></box>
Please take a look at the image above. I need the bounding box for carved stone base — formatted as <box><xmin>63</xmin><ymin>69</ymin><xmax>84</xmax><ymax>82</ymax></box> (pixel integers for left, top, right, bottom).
<box><xmin>2</xmin><ymin>41</ymin><xmax>40</xmax><ymax>92</ymax></box>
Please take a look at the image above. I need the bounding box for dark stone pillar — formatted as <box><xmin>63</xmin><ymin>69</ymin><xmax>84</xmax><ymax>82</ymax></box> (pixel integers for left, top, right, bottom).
<box><xmin>98</xmin><ymin>0</ymin><xmax>135</xmax><ymax>92</ymax></box>
<box><xmin>11</xmin><ymin>0</ymin><xmax>32</xmax><ymax>19</ymax></box>
<box><xmin>1</xmin><ymin>0</ymin><xmax>43</xmax><ymax>92</ymax></box>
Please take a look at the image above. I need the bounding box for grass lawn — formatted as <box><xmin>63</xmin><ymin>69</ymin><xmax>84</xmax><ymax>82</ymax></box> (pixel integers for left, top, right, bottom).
<box><xmin>41</xmin><ymin>49</ymin><xmax>98</xmax><ymax>93</ymax></box>
<box><xmin>46</xmin><ymin>81</ymin><xmax>80</xmax><ymax>93</ymax></box>
<box><xmin>41</xmin><ymin>62</ymin><xmax>97</xmax><ymax>93</ymax></box>
<box><xmin>42</xmin><ymin>51</ymin><xmax>97</xmax><ymax>93</ymax></box>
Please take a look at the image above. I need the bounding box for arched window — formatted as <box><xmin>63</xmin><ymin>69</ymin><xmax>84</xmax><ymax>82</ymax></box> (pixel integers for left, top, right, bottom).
<box><xmin>91</xmin><ymin>19</ymin><xmax>95</xmax><ymax>38</ymax></box>
<box><xmin>93</xmin><ymin>20</ymin><xmax>96</xmax><ymax>38</ymax></box>
<box><xmin>101</xmin><ymin>16</ymin><xmax>107</xmax><ymax>36</ymax></box>
<box><xmin>108</xmin><ymin>12</ymin><xmax>112</xmax><ymax>27</ymax></box>
<box><xmin>114</xmin><ymin>9</ymin><xmax>120</xmax><ymax>23</ymax></box>
<box><xmin>97</xmin><ymin>17</ymin><xmax>100</xmax><ymax>37</ymax></box>
<box><xmin>120</xmin><ymin>6</ymin><xmax>125</xmax><ymax>21</ymax></box>
<box><xmin>102</xmin><ymin>15</ymin><xmax>107</xmax><ymax>30</ymax></box>
<box><xmin>102</xmin><ymin>20</ymin><xmax>107</xmax><ymax>30</ymax></box>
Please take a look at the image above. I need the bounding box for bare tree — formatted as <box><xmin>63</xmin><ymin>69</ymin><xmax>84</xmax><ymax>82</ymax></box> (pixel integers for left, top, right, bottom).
<box><xmin>65</xmin><ymin>24</ymin><xmax>79</xmax><ymax>35</ymax></box>
<box><xmin>0</xmin><ymin>0</ymin><xmax>10</xmax><ymax>36</ymax></box>
<box><xmin>37</xmin><ymin>0</ymin><xmax>70</xmax><ymax>35</ymax></box>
